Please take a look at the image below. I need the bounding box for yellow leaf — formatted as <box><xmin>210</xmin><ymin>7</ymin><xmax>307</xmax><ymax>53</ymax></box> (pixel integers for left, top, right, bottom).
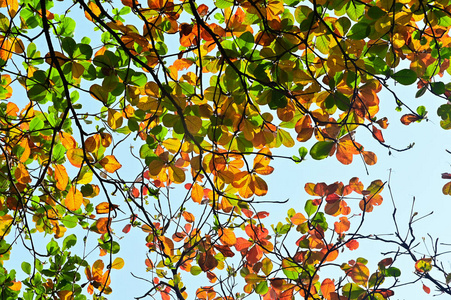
<box><xmin>0</xmin><ymin>214</ymin><xmax>13</xmax><ymax>236</ymax></box>
<box><xmin>162</xmin><ymin>138</ymin><xmax>181</xmax><ymax>153</ymax></box>
<box><xmin>76</xmin><ymin>167</ymin><xmax>93</xmax><ymax>184</ymax></box>
<box><xmin>185</xmin><ymin>115</ymin><xmax>202</xmax><ymax>134</ymax></box>
<box><xmin>99</xmin><ymin>155</ymin><xmax>122</xmax><ymax>173</ymax></box>
<box><xmin>107</xmin><ymin>108</ymin><xmax>123</xmax><ymax>129</ymax></box>
<box><xmin>111</xmin><ymin>257</ymin><xmax>125</xmax><ymax>270</ymax></box>
<box><xmin>65</xmin><ymin>187</ymin><xmax>83</xmax><ymax>211</ymax></box>
<box><xmin>54</xmin><ymin>164</ymin><xmax>69</xmax><ymax>191</ymax></box>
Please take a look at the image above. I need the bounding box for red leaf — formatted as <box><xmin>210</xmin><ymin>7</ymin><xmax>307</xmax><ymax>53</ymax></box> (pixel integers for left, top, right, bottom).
<box><xmin>423</xmin><ymin>284</ymin><xmax>431</xmax><ymax>294</ymax></box>
<box><xmin>255</xmin><ymin>211</ymin><xmax>269</xmax><ymax>219</ymax></box>
<box><xmin>442</xmin><ymin>173</ymin><xmax>451</xmax><ymax>179</ymax></box>
<box><xmin>325</xmin><ymin>194</ymin><xmax>340</xmax><ymax>204</ymax></box>
<box><xmin>122</xmin><ymin>224</ymin><xmax>131</xmax><ymax>233</ymax></box>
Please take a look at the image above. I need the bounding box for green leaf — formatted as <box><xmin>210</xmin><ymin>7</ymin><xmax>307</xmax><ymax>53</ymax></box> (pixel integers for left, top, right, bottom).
<box><xmin>431</xmin><ymin>82</ymin><xmax>445</xmax><ymax>95</ymax></box>
<box><xmin>342</xmin><ymin>283</ymin><xmax>365</xmax><ymax>299</ymax></box>
<box><xmin>384</xmin><ymin>267</ymin><xmax>401</xmax><ymax>277</ymax></box>
<box><xmin>21</xmin><ymin>262</ymin><xmax>31</xmax><ymax>275</ymax></box>
<box><xmin>310</xmin><ymin>141</ymin><xmax>334</xmax><ymax>160</ymax></box>
<box><xmin>393</xmin><ymin>69</ymin><xmax>417</xmax><ymax>85</ymax></box>
<box><xmin>190</xmin><ymin>265</ymin><xmax>202</xmax><ymax>275</ymax></box>
<box><xmin>29</xmin><ymin>117</ymin><xmax>44</xmax><ymax>132</ymax></box>
<box><xmin>56</xmin><ymin>17</ymin><xmax>76</xmax><ymax>37</ymax></box>
<box><xmin>348</xmin><ymin>22</ymin><xmax>370</xmax><ymax>40</ymax></box>
<box><xmin>215</xmin><ymin>0</ymin><xmax>234</xmax><ymax>9</ymax></box>
<box><xmin>255</xmin><ymin>281</ymin><xmax>269</xmax><ymax>295</ymax></box>
<box><xmin>282</xmin><ymin>258</ymin><xmax>300</xmax><ymax>280</ymax></box>
<box><xmin>62</xmin><ymin>234</ymin><xmax>77</xmax><ymax>250</ymax></box>
<box><xmin>269</xmin><ymin>89</ymin><xmax>287</xmax><ymax>109</ymax></box>
<box><xmin>304</xmin><ymin>200</ymin><xmax>317</xmax><ymax>217</ymax></box>
<box><xmin>346</xmin><ymin>1</ymin><xmax>365</xmax><ymax>21</ymax></box>
<box><xmin>298</xmin><ymin>146</ymin><xmax>308</xmax><ymax>159</ymax></box>
<box><xmin>46</xmin><ymin>239</ymin><xmax>60</xmax><ymax>255</ymax></box>
<box><xmin>62</xmin><ymin>215</ymin><xmax>78</xmax><ymax>228</ymax></box>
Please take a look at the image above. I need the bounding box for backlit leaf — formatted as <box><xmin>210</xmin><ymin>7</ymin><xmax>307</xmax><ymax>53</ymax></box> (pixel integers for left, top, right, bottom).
<box><xmin>99</xmin><ymin>155</ymin><xmax>122</xmax><ymax>173</ymax></box>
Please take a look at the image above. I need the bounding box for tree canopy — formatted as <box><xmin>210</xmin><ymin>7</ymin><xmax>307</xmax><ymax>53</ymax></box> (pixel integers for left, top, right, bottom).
<box><xmin>1</xmin><ymin>0</ymin><xmax>451</xmax><ymax>299</ymax></box>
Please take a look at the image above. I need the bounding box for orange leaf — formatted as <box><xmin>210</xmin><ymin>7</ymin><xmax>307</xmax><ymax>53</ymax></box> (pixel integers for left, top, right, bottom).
<box><xmin>372</xmin><ymin>125</ymin><xmax>384</xmax><ymax>142</ymax></box>
<box><xmin>99</xmin><ymin>155</ymin><xmax>122</xmax><ymax>173</ymax></box>
<box><xmin>15</xmin><ymin>163</ymin><xmax>31</xmax><ymax>184</ymax></box>
<box><xmin>423</xmin><ymin>284</ymin><xmax>431</xmax><ymax>294</ymax></box>
<box><xmin>336</xmin><ymin>140</ymin><xmax>360</xmax><ymax>165</ymax></box>
<box><xmin>160</xmin><ymin>236</ymin><xmax>174</xmax><ymax>257</ymax></box>
<box><xmin>321</xmin><ymin>279</ymin><xmax>335</xmax><ymax>300</ymax></box>
<box><xmin>67</xmin><ymin>148</ymin><xmax>84</xmax><ymax>167</ymax></box>
<box><xmin>54</xmin><ymin>164</ymin><xmax>69</xmax><ymax>191</ymax></box>
<box><xmin>400</xmin><ymin>113</ymin><xmax>420</xmax><ymax>125</ymax></box>
<box><xmin>8</xmin><ymin>281</ymin><xmax>21</xmax><ymax>291</ymax></box>
<box><xmin>95</xmin><ymin>202</ymin><xmax>119</xmax><ymax>214</ymax></box>
<box><xmin>191</xmin><ymin>183</ymin><xmax>204</xmax><ymax>203</ymax></box>
<box><xmin>66</xmin><ymin>187</ymin><xmax>83</xmax><ymax>211</ymax></box>
<box><xmin>18</xmin><ymin>138</ymin><xmax>30</xmax><ymax>163</ymax></box>
<box><xmin>345</xmin><ymin>239</ymin><xmax>359</xmax><ymax>250</ymax></box>
<box><xmin>291</xmin><ymin>213</ymin><xmax>307</xmax><ymax>225</ymax></box>
<box><xmin>182</xmin><ymin>211</ymin><xmax>195</xmax><ymax>223</ymax></box>
<box><xmin>59</xmin><ymin>132</ymin><xmax>77</xmax><ymax>149</ymax></box>
<box><xmin>334</xmin><ymin>217</ymin><xmax>350</xmax><ymax>234</ymax></box>
<box><xmin>218</xmin><ymin>228</ymin><xmax>237</xmax><ymax>246</ymax></box>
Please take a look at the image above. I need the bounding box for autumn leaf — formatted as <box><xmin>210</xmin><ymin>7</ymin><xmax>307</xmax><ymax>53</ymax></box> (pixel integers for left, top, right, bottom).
<box><xmin>66</xmin><ymin>187</ymin><xmax>83</xmax><ymax>211</ymax></box>
<box><xmin>107</xmin><ymin>108</ymin><xmax>123</xmax><ymax>129</ymax></box>
<box><xmin>67</xmin><ymin>148</ymin><xmax>85</xmax><ymax>167</ymax></box>
<box><xmin>96</xmin><ymin>202</ymin><xmax>119</xmax><ymax>214</ymax></box>
<box><xmin>218</xmin><ymin>228</ymin><xmax>237</xmax><ymax>246</ymax></box>
<box><xmin>321</xmin><ymin>278</ymin><xmax>335</xmax><ymax>300</ymax></box>
<box><xmin>99</xmin><ymin>155</ymin><xmax>122</xmax><ymax>173</ymax></box>
<box><xmin>54</xmin><ymin>164</ymin><xmax>69</xmax><ymax>191</ymax></box>
<box><xmin>111</xmin><ymin>257</ymin><xmax>125</xmax><ymax>269</ymax></box>
<box><xmin>400</xmin><ymin>114</ymin><xmax>420</xmax><ymax>125</ymax></box>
